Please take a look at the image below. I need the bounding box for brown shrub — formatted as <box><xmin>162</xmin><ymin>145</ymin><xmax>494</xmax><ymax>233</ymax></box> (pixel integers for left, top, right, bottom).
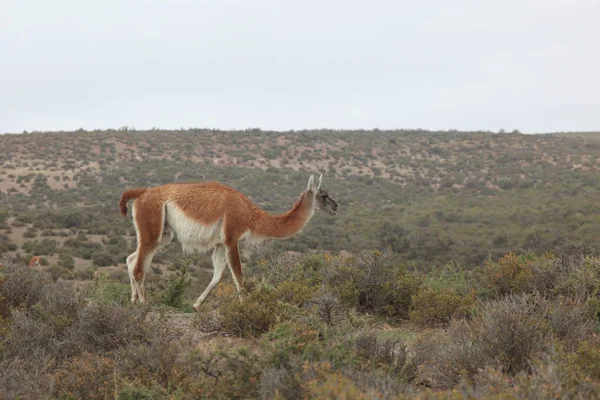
<box><xmin>53</xmin><ymin>352</ymin><xmax>117</xmax><ymax>400</ymax></box>
<box><xmin>481</xmin><ymin>253</ymin><xmax>535</xmax><ymax>297</ymax></box>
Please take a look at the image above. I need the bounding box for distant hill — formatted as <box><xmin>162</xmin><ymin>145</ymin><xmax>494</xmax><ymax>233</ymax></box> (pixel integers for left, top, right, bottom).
<box><xmin>2</xmin><ymin>128</ymin><xmax>600</xmax><ymax>274</ymax></box>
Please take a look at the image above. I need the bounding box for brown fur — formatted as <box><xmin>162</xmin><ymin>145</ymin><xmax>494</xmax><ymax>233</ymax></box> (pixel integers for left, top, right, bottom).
<box><xmin>120</xmin><ymin>188</ymin><xmax>148</xmax><ymax>216</ymax></box>
<box><xmin>120</xmin><ymin>176</ymin><xmax>337</xmax><ymax>308</ymax></box>
<box><xmin>28</xmin><ymin>256</ymin><xmax>41</xmax><ymax>267</ymax></box>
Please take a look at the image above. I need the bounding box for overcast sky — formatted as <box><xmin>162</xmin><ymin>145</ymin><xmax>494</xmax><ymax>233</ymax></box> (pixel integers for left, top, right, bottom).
<box><xmin>1</xmin><ymin>0</ymin><xmax>598</xmax><ymax>134</ymax></box>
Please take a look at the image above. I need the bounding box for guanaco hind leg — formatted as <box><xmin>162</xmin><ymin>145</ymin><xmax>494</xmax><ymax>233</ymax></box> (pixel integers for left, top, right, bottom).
<box><xmin>225</xmin><ymin>242</ymin><xmax>245</xmax><ymax>302</ymax></box>
<box><xmin>127</xmin><ymin>201</ymin><xmax>171</xmax><ymax>304</ymax></box>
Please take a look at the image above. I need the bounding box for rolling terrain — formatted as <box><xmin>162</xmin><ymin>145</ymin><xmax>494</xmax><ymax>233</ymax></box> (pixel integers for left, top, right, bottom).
<box><xmin>2</xmin><ymin>128</ymin><xmax>600</xmax><ymax>276</ymax></box>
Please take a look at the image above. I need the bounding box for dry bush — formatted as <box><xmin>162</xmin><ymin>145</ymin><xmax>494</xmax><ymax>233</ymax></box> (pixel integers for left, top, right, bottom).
<box><xmin>554</xmin><ymin>256</ymin><xmax>600</xmax><ymax>301</ymax></box>
<box><xmin>259</xmin><ymin>364</ymin><xmax>303</xmax><ymax>400</ymax></box>
<box><xmin>0</xmin><ymin>258</ymin><xmax>50</xmax><ymax>310</ymax></box>
<box><xmin>547</xmin><ymin>298</ymin><xmax>596</xmax><ymax>350</ymax></box>
<box><xmin>259</xmin><ymin>323</ymin><xmax>413</xmax><ymax>399</ymax></box>
<box><xmin>355</xmin><ymin>332</ymin><xmax>412</xmax><ymax>377</ymax></box>
<box><xmin>0</xmin><ymin>359</ymin><xmax>54</xmax><ymax>400</ymax></box>
<box><xmin>194</xmin><ymin>282</ymin><xmax>237</xmax><ymax>333</ymax></box>
<box><xmin>67</xmin><ymin>303</ymin><xmax>149</xmax><ymax>354</ymax></box>
<box><xmin>202</xmin><ymin>278</ymin><xmax>318</xmax><ymax>338</ymax></box>
<box><xmin>247</xmin><ymin>244</ymin><xmax>309</xmax><ymax>284</ymax></box>
<box><xmin>115</xmin><ymin>321</ymin><xmax>190</xmax><ymax>391</ymax></box>
<box><xmin>5</xmin><ymin>308</ymin><xmax>65</xmax><ymax>360</ymax></box>
<box><xmin>412</xmin><ymin>319</ymin><xmax>486</xmax><ymax>389</ymax></box>
<box><xmin>5</xmin><ymin>301</ymin><xmax>150</xmax><ymax>362</ymax></box>
<box><xmin>476</xmin><ymin>294</ymin><xmax>549</xmax><ymax>375</ymax></box>
<box><xmin>308</xmin><ymin>288</ymin><xmax>340</xmax><ymax>326</ymax></box>
<box><xmin>479</xmin><ymin>244</ymin><xmax>600</xmax><ymax>303</ymax></box>
<box><xmin>473</xmin><ymin>344</ymin><xmax>600</xmax><ymax>400</ymax></box>
<box><xmin>340</xmin><ymin>367</ymin><xmax>413</xmax><ymax>400</ymax></box>
<box><xmin>3</xmin><ymin>278</ymin><xmax>82</xmax><ymax>360</ymax></box>
<box><xmin>304</xmin><ymin>370</ymin><xmax>368</xmax><ymax>400</ymax></box>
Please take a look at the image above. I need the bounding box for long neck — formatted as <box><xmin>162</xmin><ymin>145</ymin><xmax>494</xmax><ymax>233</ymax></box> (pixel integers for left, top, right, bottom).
<box><xmin>253</xmin><ymin>191</ymin><xmax>315</xmax><ymax>239</ymax></box>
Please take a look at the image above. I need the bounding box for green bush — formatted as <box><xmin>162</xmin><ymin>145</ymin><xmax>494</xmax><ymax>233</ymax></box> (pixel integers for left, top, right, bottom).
<box><xmin>58</xmin><ymin>253</ymin><xmax>75</xmax><ymax>269</ymax></box>
<box><xmin>89</xmin><ymin>277</ymin><xmax>132</xmax><ymax>306</ymax></box>
<box><xmin>219</xmin><ymin>285</ymin><xmax>283</xmax><ymax>338</ymax></box>
<box><xmin>410</xmin><ymin>288</ymin><xmax>474</xmax><ymax>328</ymax></box>
<box><xmin>22</xmin><ymin>238</ymin><xmax>58</xmax><ymax>256</ymax></box>
<box><xmin>324</xmin><ymin>249</ymin><xmax>422</xmax><ymax>319</ymax></box>
<box><xmin>161</xmin><ymin>265</ymin><xmax>192</xmax><ymax>310</ymax></box>
<box><xmin>91</xmin><ymin>250</ymin><xmax>114</xmax><ymax>267</ymax></box>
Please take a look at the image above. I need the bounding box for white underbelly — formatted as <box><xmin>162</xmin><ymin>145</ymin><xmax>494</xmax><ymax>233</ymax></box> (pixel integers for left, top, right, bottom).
<box><xmin>165</xmin><ymin>202</ymin><xmax>224</xmax><ymax>253</ymax></box>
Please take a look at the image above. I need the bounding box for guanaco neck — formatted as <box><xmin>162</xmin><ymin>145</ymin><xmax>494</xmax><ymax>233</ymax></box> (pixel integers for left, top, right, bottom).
<box><xmin>253</xmin><ymin>190</ymin><xmax>316</xmax><ymax>238</ymax></box>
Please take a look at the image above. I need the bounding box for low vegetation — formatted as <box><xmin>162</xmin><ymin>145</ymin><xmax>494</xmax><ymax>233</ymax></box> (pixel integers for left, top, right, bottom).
<box><xmin>1</xmin><ymin>242</ymin><xmax>599</xmax><ymax>399</ymax></box>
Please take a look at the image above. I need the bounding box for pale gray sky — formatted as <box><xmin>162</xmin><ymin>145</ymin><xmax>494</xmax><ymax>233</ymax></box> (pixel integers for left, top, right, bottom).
<box><xmin>1</xmin><ymin>0</ymin><xmax>598</xmax><ymax>134</ymax></box>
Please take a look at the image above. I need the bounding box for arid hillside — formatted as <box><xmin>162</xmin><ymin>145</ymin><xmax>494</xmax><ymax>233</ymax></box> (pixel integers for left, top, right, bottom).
<box><xmin>2</xmin><ymin>128</ymin><xmax>600</xmax><ymax>277</ymax></box>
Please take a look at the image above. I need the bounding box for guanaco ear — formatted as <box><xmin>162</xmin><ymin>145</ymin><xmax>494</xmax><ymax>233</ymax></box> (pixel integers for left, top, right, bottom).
<box><xmin>317</xmin><ymin>174</ymin><xmax>323</xmax><ymax>191</ymax></box>
<box><xmin>307</xmin><ymin>174</ymin><xmax>315</xmax><ymax>191</ymax></box>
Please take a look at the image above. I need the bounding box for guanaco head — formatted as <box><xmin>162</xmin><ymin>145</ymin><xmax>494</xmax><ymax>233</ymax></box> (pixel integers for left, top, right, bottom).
<box><xmin>307</xmin><ymin>174</ymin><xmax>338</xmax><ymax>216</ymax></box>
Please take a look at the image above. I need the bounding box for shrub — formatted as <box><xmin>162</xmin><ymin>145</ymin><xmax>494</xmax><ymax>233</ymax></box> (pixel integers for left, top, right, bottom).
<box><xmin>68</xmin><ymin>303</ymin><xmax>149</xmax><ymax>354</ymax></box>
<box><xmin>412</xmin><ymin>319</ymin><xmax>486</xmax><ymax>389</ymax></box>
<box><xmin>53</xmin><ymin>352</ymin><xmax>117</xmax><ymax>400</ymax></box>
<box><xmin>22</xmin><ymin>238</ymin><xmax>58</xmax><ymax>256</ymax></box>
<box><xmin>247</xmin><ymin>246</ymin><xmax>318</xmax><ymax>285</ymax></box>
<box><xmin>262</xmin><ymin>322</ymin><xmax>323</xmax><ymax>369</ymax></box>
<box><xmin>115</xmin><ymin>326</ymin><xmax>187</xmax><ymax>391</ymax></box>
<box><xmin>92</xmin><ymin>249</ymin><xmax>115</xmax><ymax>267</ymax></box>
<box><xmin>554</xmin><ymin>256</ymin><xmax>600</xmax><ymax>302</ymax></box>
<box><xmin>116</xmin><ymin>385</ymin><xmax>166</xmax><ymax>400</ymax></box>
<box><xmin>309</xmin><ymin>288</ymin><xmax>340</xmax><ymax>326</ymax></box>
<box><xmin>182</xmin><ymin>346</ymin><xmax>263</xmax><ymax>399</ymax></box>
<box><xmin>305</xmin><ymin>371</ymin><xmax>366</xmax><ymax>400</ymax></box>
<box><xmin>0</xmin><ymin>359</ymin><xmax>54</xmax><ymax>400</ymax></box>
<box><xmin>410</xmin><ymin>288</ymin><xmax>474</xmax><ymax>328</ymax></box>
<box><xmin>161</xmin><ymin>265</ymin><xmax>192</xmax><ymax>309</ymax></box>
<box><xmin>89</xmin><ymin>277</ymin><xmax>132</xmax><ymax>306</ymax></box>
<box><xmin>219</xmin><ymin>285</ymin><xmax>282</xmax><ymax>338</ymax></box>
<box><xmin>273</xmin><ymin>280</ymin><xmax>314</xmax><ymax>307</ymax></box>
<box><xmin>547</xmin><ymin>299</ymin><xmax>595</xmax><ymax>350</ymax></box>
<box><xmin>476</xmin><ymin>294</ymin><xmax>549</xmax><ymax>374</ymax></box>
<box><xmin>323</xmin><ymin>248</ymin><xmax>421</xmax><ymax>319</ymax></box>
<box><xmin>59</xmin><ymin>253</ymin><xmax>75</xmax><ymax>269</ymax></box>
<box><xmin>481</xmin><ymin>253</ymin><xmax>534</xmax><ymax>298</ymax></box>
<box><xmin>354</xmin><ymin>332</ymin><xmax>414</xmax><ymax>377</ymax></box>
